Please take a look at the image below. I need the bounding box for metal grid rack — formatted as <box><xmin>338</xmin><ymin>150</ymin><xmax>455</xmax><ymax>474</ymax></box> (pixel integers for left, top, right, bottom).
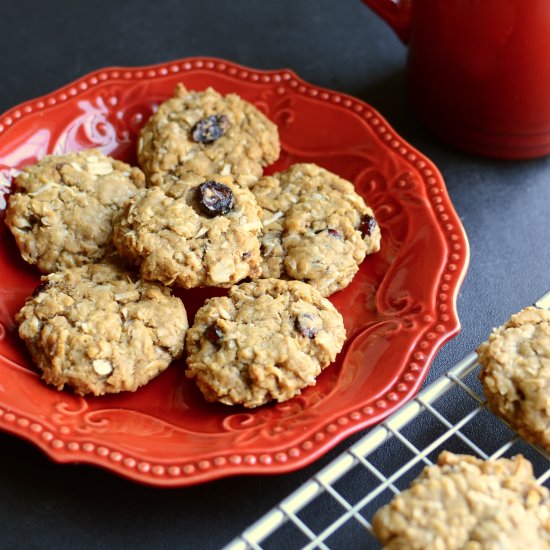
<box><xmin>226</xmin><ymin>291</ymin><xmax>550</xmax><ymax>550</ymax></box>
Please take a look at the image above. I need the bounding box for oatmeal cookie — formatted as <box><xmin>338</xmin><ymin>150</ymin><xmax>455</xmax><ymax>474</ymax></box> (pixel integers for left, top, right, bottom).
<box><xmin>137</xmin><ymin>84</ymin><xmax>280</xmax><ymax>187</ymax></box>
<box><xmin>16</xmin><ymin>262</ymin><xmax>188</xmax><ymax>396</ymax></box>
<box><xmin>113</xmin><ymin>173</ymin><xmax>262</xmax><ymax>288</ymax></box>
<box><xmin>5</xmin><ymin>150</ymin><xmax>146</xmax><ymax>273</ymax></box>
<box><xmin>478</xmin><ymin>306</ymin><xmax>550</xmax><ymax>452</ymax></box>
<box><xmin>251</xmin><ymin>163</ymin><xmax>381</xmax><ymax>296</ymax></box>
<box><xmin>185</xmin><ymin>278</ymin><xmax>346</xmax><ymax>408</ymax></box>
<box><xmin>372</xmin><ymin>451</ymin><xmax>550</xmax><ymax>549</ymax></box>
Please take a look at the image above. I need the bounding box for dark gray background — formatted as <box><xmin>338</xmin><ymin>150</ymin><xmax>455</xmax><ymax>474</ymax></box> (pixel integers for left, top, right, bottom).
<box><xmin>1</xmin><ymin>1</ymin><xmax>549</xmax><ymax>548</ymax></box>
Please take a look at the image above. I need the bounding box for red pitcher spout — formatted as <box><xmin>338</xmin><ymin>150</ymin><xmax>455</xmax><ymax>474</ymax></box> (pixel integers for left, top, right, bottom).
<box><xmin>361</xmin><ymin>0</ymin><xmax>413</xmax><ymax>44</ymax></box>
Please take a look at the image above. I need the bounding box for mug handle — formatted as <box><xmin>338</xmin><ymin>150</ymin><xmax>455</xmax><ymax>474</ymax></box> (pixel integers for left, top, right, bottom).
<box><xmin>361</xmin><ymin>0</ymin><xmax>413</xmax><ymax>44</ymax></box>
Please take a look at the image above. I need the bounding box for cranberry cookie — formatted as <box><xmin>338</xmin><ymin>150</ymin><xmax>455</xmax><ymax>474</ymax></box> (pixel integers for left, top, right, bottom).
<box><xmin>478</xmin><ymin>306</ymin><xmax>550</xmax><ymax>452</ymax></box>
<box><xmin>5</xmin><ymin>150</ymin><xmax>145</xmax><ymax>273</ymax></box>
<box><xmin>251</xmin><ymin>163</ymin><xmax>381</xmax><ymax>296</ymax></box>
<box><xmin>185</xmin><ymin>278</ymin><xmax>346</xmax><ymax>408</ymax></box>
<box><xmin>113</xmin><ymin>173</ymin><xmax>262</xmax><ymax>288</ymax></box>
<box><xmin>373</xmin><ymin>452</ymin><xmax>550</xmax><ymax>549</ymax></box>
<box><xmin>16</xmin><ymin>262</ymin><xmax>188</xmax><ymax>396</ymax></box>
<box><xmin>137</xmin><ymin>84</ymin><xmax>280</xmax><ymax>187</ymax></box>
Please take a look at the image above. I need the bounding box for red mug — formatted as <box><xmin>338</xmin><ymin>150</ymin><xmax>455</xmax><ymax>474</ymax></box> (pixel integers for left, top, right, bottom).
<box><xmin>362</xmin><ymin>0</ymin><xmax>550</xmax><ymax>159</ymax></box>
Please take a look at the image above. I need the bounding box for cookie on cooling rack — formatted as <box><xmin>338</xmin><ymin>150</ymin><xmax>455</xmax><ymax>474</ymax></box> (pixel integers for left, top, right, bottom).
<box><xmin>372</xmin><ymin>451</ymin><xmax>550</xmax><ymax>549</ymax></box>
<box><xmin>478</xmin><ymin>306</ymin><xmax>550</xmax><ymax>452</ymax></box>
<box><xmin>113</xmin><ymin>172</ymin><xmax>262</xmax><ymax>288</ymax></box>
<box><xmin>137</xmin><ymin>84</ymin><xmax>280</xmax><ymax>187</ymax></box>
<box><xmin>251</xmin><ymin>163</ymin><xmax>381</xmax><ymax>296</ymax></box>
<box><xmin>185</xmin><ymin>278</ymin><xmax>346</xmax><ymax>408</ymax></box>
<box><xmin>5</xmin><ymin>150</ymin><xmax>146</xmax><ymax>273</ymax></box>
<box><xmin>16</xmin><ymin>262</ymin><xmax>188</xmax><ymax>396</ymax></box>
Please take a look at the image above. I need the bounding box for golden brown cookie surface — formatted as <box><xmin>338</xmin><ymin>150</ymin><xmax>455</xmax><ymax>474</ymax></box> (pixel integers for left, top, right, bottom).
<box><xmin>137</xmin><ymin>85</ymin><xmax>280</xmax><ymax>187</ymax></box>
<box><xmin>5</xmin><ymin>150</ymin><xmax>145</xmax><ymax>273</ymax></box>
<box><xmin>373</xmin><ymin>452</ymin><xmax>550</xmax><ymax>549</ymax></box>
<box><xmin>478</xmin><ymin>306</ymin><xmax>550</xmax><ymax>452</ymax></box>
<box><xmin>16</xmin><ymin>262</ymin><xmax>188</xmax><ymax>396</ymax></box>
<box><xmin>185</xmin><ymin>278</ymin><xmax>346</xmax><ymax>408</ymax></box>
<box><xmin>252</xmin><ymin>163</ymin><xmax>381</xmax><ymax>296</ymax></box>
<box><xmin>113</xmin><ymin>173</ymin><xmax>262</xmax><ymax>288</ymax></box>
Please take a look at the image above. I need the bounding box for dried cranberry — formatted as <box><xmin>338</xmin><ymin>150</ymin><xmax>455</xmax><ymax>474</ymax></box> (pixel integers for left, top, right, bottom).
<box><xmin>327</xmin><ymin>228</ymin><xmax>343</xmax><ymax>239</ymax></box>
<box><xmin>191</xmin><ymin>115</ymin><xmax>230</xmax><ymax>144</ymax></box>
<box><xmin>205</xmin><ymin>324</ymin><xmax>223</xmax><ymax>344</ymax></box>
<box><xmin>197</xmin><ymin>181</ymin><xmax>235</xmax><ymax>217</ymax></box>
<box><xmin>295</xmin><ymin>314</ymin><xmax>319</xmax><ymax>339</ymax></box>
<box><xmin>31</xmin><ymin>281</ymin><xmax>49</xmax><ymax>297</ymax></box>
<box><xmin>360</xmin><ymin>214</ymin><xmax>377</xmax><ymax>236</ymax></box>
<box><xmin>315</xmin><ymin>228</ymin><xmax>343</xmax><ymax>239</ymax></box>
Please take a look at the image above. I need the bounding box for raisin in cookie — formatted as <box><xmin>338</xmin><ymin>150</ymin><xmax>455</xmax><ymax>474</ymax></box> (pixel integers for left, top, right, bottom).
<box><xmin>5</xmin><ymin>150</ymin><xmax>146</xmax><ymax>273</ymax></box>
<box><xmin>372</xmin><ymin>451</ymin><xmax>550</xmax><ymax>549</ymax></box>
<box><xmin>185</xmin><ymin>278</ymin><xmax>346</xmax><ymax>408</ymax></box>
<box><xmin>251</xmin><ymin>163</ymin><xmax>381</xmax><ymax>296</ymax></box>
<box><xmin>137</xmin><ymin>84</ymin><xmax>280</xmax><ymax>187</ymax></box>
<box><xmin>16</xmin><ymin>262</ymin><xmax>188</xmax><ymax>396</ymax></box>
<box><xmin>113</xmin><ymin>173</ymin><xmax>262</xmax><ymax>288</ymax></box>
<box><xmin>478</xmin><ymin>306</ymin><xmax>550</xmax><ymax>452</ymax></box>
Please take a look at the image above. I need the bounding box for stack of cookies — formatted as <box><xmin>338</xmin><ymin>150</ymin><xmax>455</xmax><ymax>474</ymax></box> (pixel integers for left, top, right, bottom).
<box><xmin>6</xmin><ymin>84</ymin><xmax>381</xmax><ymax>407</ymax></box>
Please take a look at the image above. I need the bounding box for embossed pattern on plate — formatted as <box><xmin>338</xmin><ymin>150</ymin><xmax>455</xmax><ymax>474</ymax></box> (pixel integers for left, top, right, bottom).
<box><xmin>0</xmin><ymin>57</ymin><xmax>469</xmax><ymax>486</ymax></box>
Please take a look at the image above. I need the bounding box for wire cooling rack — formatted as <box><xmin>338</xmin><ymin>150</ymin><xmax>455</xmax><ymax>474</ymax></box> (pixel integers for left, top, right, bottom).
<box><xmin>225</xmin><ymin>291</ymin><xmax>550</xmax><ymax>550</ymax></box>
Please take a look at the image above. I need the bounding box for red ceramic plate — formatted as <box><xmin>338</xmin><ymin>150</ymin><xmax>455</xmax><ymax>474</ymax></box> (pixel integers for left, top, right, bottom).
<box><xmin>0</xmin><ymin>57</ymin><xmax>468</xmax><ymax>486</ymax></box>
